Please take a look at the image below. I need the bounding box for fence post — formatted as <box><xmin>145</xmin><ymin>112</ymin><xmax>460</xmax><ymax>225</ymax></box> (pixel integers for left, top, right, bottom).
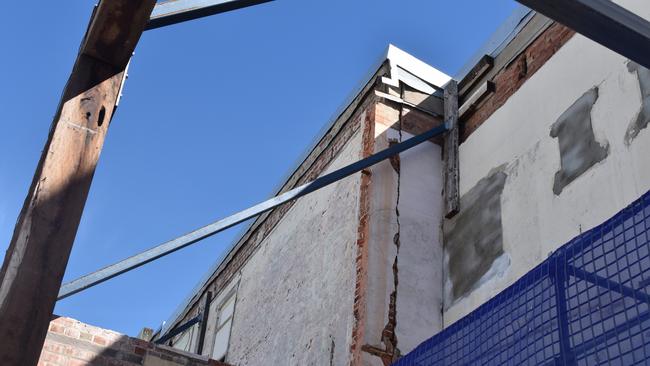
<box><xmin>551</xmin><ymin>256</ymin><xmax>576</xmax><ymax>365</ymax></box>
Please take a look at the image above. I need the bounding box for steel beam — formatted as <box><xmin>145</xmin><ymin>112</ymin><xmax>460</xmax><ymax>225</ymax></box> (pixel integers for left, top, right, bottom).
<box><xmin>516</xmin><ymin>0</ymin><xmax>650</xmax><ymax>69</ymax></box>
<box><xmin>154</xmin><ymin>314</ymin><xmax>202</xmax><ymax>345</ymax></box>
<box><xmin>147</xmin><ymin>0</ymin><xmax>273</xmax><ymax>30</ymax></box>
<box><xmin>567</xmin><ymin>265</ymin><xmax>650</xmax><ymax>304</ymax></box>
<box><xmin>0</xmin><ymin>1</ymin><xmax>156</xmax><ymax>365</ymax></box>
<box><xmin>57</xmin><ymin>123</ymin><xmax>449</xmax><ymax>300</ymax></box>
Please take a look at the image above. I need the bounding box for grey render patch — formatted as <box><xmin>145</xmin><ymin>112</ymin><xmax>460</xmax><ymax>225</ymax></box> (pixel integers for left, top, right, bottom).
<box><xmin>626</xmin><ymin>62</ymin><xmax>650</xmax><ymax>145</ymax></box>
<box><xmin>444</xmin><ymin>167</ymin><xmax>507</xmax><ymax>301</ymax></box>
<box><xmin>550</xmin><ymin>87</ymin><xmax>608</xmax><ymax>195</ymax></box>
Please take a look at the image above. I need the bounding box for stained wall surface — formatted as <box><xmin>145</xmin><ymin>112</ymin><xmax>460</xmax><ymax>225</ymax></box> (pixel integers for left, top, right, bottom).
<box><xmin>225</xmin><ymin>129</ymin><xmax>364</xmax><ymax>366</ymax></box>
<box><xmin>443</xmin><ymin>0</ymin><xmax>650</xmax><ymax>326</ymax></box>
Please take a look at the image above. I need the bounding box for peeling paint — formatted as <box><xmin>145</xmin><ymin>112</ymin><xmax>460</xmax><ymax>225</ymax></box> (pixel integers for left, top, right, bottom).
<box><xmin>550</xmin><ymin>87</ymin><xmax>608</xmax><ymax>195</ymax></box>
<box><xmin>625</xmin><ymin>62</ymin><xmax>650</xmax><ymax>145</ymax></box>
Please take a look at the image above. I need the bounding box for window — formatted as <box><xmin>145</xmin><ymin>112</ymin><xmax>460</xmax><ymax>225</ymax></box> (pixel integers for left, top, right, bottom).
<box><xmin>170</xmin><ymin>323</ymin><xmax>199</xmax><ymax>352</ymax></box>
<box><xmin>211</xmin><ymin>292</ymin><xmax>236</xmax><ymax>361</ymax></box>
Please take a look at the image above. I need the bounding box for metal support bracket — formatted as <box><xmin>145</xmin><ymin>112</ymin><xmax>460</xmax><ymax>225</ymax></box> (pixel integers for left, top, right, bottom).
<box><xmin>57</xmin><ymin>123</ymin><xmax>449</xmax><ymax>300</ymax></box>
<box><xmin>154</xmin><ymin>314</ymin><xmax>202</xmax><ymax>345</ymax></box>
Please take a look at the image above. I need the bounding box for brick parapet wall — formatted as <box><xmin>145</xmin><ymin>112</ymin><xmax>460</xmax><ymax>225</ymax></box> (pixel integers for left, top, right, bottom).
<box><xmin>39</xmin><ymin>316</ymin><xmax>229</xmax><ymax>366</ymax></box>
<box><xmin>461</xmin><ymin>22</ymin><xmax>575</xmax><ymax>141</ymax></box>
<box><xmin>172</xmin><ymin>89</ymin><xmax>382</xmax><ymax>329</ymax></box>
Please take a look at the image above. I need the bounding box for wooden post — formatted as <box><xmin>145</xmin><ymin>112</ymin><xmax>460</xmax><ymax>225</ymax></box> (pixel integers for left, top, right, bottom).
<box><xmin>443</xmin><ymin>80</ymin><xmax>460</xmax><ymax>218</ymax></box>
<box><xmin>0</xmin><ymin>1</ymin><xmax>155</xmax><ymax>365</ymax></box>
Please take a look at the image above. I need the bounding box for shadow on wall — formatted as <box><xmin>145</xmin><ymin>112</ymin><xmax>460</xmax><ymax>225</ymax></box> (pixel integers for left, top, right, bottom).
<box><xmin>38</xmin><ymin>315</ymin><xmax>228</xmax><ymax>366</ymax></box>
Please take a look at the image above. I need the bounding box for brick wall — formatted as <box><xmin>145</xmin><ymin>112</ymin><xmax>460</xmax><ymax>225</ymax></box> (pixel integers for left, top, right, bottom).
<box><xmin>169</xmin><ymin>86</ymin><xmax>381</xmax><ymax>331</ymax></box>
<box><xmin>39</xmin><ymin>316</ymin><xmax>229</xmax><ymax>366</ymax></box>
<box><xmin>461</xmin><ymin>22</ymin><xmax>575</xmax><ymax>140</ymax></box>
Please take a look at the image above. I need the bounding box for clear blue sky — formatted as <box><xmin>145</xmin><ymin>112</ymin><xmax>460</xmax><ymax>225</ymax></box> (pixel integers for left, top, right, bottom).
<box><xmin>0</xmin><ymin>0</ymin><xmax>518</xmax><ymax>336</ymax></box>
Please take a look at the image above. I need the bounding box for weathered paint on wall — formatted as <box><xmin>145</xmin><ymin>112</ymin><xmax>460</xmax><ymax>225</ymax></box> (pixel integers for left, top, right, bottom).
<box><xmin>225</xmin><ymin>129</ymin><xmax>363</xmax><ymax>366</ymax></box>
<box><xmin>444</xmin><ymin>0</ymin><xmax>650</xmax><ymax>326</ymax></box>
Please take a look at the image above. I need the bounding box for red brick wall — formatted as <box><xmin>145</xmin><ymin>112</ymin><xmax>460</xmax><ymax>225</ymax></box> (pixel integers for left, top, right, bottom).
<box><xmin>462</xmin><ymin>22</ymin><xmax>576</xmax><ymax>141</ymax></box>
<box><xmin>39</xmin><ymin>316</ymin><xmax>228</xmax><ymax>366</ymax></box>
<box><xmin>349</xmin><ymin>102</ymin><xmax>375</xmax><ymax>366</ymax></box>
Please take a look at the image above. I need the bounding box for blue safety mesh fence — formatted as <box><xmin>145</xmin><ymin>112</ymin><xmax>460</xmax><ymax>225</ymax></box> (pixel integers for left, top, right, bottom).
<box><xmin>394</xmin><ymin>190</ymin><xmax>650</xmax><ymax>366</ymax></box>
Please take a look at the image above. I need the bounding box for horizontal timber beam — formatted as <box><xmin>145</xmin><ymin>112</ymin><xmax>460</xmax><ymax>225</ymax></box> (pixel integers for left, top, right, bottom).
<box><xmin>57</xmin><ymin>123</ymin><xmax>449</xmax><ymax>300</ymax></box>
<box><xmin>516</xmin><ymin>0</ymin><xmax>650</xmax><ymax>69</ymax></box>
<box><xmin>147</xmin><ymin>0</ymin><xmax>273</xmax><ymax>30</ymax></box>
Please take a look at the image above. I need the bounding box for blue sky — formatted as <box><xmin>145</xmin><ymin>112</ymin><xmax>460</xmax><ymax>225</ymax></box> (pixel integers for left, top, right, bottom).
<box><xmin>0</xmin><ymin>0</ymin><xmax>518</xmax><ymax>336</ymax></box>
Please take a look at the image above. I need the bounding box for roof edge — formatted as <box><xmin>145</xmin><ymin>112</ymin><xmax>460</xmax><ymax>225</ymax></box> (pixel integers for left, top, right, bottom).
<box><xmin>156</xmin><ymin>45</ymin><xmax>450</xmax><ymax>338</ymax></box>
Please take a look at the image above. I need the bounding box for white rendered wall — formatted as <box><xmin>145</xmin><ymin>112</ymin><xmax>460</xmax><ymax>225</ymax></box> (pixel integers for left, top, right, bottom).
<box><xmin>225</xmin><ymin>130</ymin><xmax>363</xmax><ymax>366</ymax></box>
<box><xmin>362</xmin><ymin>120</ymin><xmax>444</xmax><ymax>365</ymax></box>
<box><xmin>444</xmin><ymin>0</ymin><xmax>650</xmax><ymax>325</ymax></box>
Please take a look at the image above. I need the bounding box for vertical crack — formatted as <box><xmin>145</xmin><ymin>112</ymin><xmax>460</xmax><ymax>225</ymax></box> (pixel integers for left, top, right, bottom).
<box><xmin>382</xmin><ymin>112</ymin><xmax>403</xmax><ymax>365</ymax></box>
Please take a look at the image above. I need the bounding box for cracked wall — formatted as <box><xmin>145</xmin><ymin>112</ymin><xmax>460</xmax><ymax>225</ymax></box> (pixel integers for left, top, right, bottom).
<box><xmin>445</xmin><ymin>0</ymin><xmax>650</xmax><ymax>326</ymax></box>
<box><xmin>361</xmin><ymin>100</ymin><xmax>444</xmax><ymax>366</ymax></box>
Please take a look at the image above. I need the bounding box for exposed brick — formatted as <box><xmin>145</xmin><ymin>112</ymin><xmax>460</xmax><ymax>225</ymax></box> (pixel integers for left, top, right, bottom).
<box><xmin>461</xmin><ymin>22</ymin><xmax>575</xmax><ymax>141</ymax></box>
<box><xmin>39</xmin><ymin>316</ymin><xmax>229</xmax><ymax>366</ymax></box>
<box><xmin>170</xmin><ymin>92</ymin><xmax>380</xmax><ymax>330</ymax></box>
<box><xmin>92</xmin><ymin>335</ymin><xmax>108</xmax><ymax>346</ymax></box>
<box><xmin>41</xmin><ymin>351</ymin><xmax>63</xmax><ymax>364</ymax></box>
<box><xmin>69</xmin><ymin>347</ymin><xmax>97</xmax><ymax>362</ymax></box>
<box><xmin>65</xmin><ymin>359</ymin><xmax>87</xmax><ymax>366</ymax></box>
<box><xmin>349</xmin><ymin>104</ymin><xmax>375</xmax><ymax>366</ymax></box>
<box><xmin>50</xmin><ymin>323</ymin><xmax>65</xmax><ymax>335</ymax></box>
<box><xmin>64</xmin><ymin>328</ymin><xmax>81</xmax><ymax>339</ymax></box>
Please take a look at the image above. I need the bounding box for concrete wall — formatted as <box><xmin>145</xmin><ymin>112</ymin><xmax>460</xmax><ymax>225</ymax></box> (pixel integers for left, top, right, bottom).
<box><xmin>360</xmin><ymin>100</ymin><xmax>444</xmax><ymax>365</ymax></box>
<box><xmin>443</xmin><ymin>0</ymin><xmax>650</xmax><ymax>326</ymax></box>
<box><xmin>39</xmin><ymin>316</ymin><xmax>227</xmax><ymax>366</ymax></box>
<box><xmin>225</xmin><ymin>128</ymin><xmax>364</xmax><ymax>365</ymax></box>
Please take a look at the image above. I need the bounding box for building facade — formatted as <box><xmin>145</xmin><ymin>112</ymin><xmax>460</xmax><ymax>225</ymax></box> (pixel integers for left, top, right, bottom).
<box><xmin>151</xmin><ymin>1</ymin><xmax>650</xmax><ymax>365</ymax></box>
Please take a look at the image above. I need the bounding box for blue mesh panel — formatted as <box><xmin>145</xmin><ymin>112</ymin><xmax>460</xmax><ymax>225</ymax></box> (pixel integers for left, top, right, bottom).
<box><xmin>394</xmin><ymin>191</ymin><xmax>650</xmax><ymax>366</ymax></box>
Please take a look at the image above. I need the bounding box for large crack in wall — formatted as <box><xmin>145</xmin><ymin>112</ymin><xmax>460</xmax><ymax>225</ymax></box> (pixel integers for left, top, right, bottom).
<box><xmin>382</xmin><ymin>133</ymin><xmax>402</xmax><ymax>364</ymax></box>
<box><xmin>550</xmin><ymin>87</ymin><xmax>608</xmax><ymax>195</ymax></box>
<box><xmin>362</xmin><ymin>110</ymin><xmax>403</xmax><ymax>366</ymax></box>
<box><xmin>626</xmin><ymin>62</ymin><xmax>650</xmax><ymax>145</ymax></box>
